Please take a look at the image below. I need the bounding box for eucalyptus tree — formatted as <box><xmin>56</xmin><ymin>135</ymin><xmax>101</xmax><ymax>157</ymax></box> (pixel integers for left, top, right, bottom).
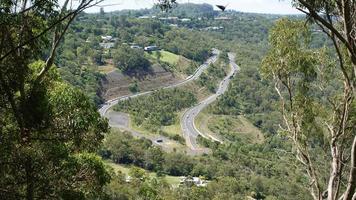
<box><xmin>0</xmin><ymin>0</ymin><xmax>177</xmax><ymax>199</ymax></box>
<box><xmin>262</xmin><ymin>0</ymin><xmax>356</xmax><ymax>199</ymax></box>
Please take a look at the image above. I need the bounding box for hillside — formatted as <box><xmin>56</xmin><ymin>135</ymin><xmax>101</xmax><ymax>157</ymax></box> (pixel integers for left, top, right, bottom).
<box><xmin>101</xmin><ymin>50</ymin><xmax>193</xmax><ymax>101</ymax></box>
<box><xmin>3</xmin><ymin>1</ymin><xmax>354</xmax><ymax>200</ymax></box>
<box><xmin>92</xmin><ymin>7</ymin><xmax>312</xmax><ymax>199</ymax></box>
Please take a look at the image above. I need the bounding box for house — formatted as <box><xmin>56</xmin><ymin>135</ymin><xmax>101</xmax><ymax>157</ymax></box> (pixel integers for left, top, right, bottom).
<box><xmin>180</xmin><ymin>18</ymin><xmax>191</xmax><ymax>22</ymax></box>
<box><xmin>179</xmin><ymin>176</ymin><xmax>208</xmax><ymax>187</ymax></box>
<box><xmin>99</xmin><ymin>42</ymin><xmax>115</xmax><ymax>49</ymax></box>
<box><xmin>167</xmin><ymin>17</ymin><xmax>179</xmax><ymax>20</ymax></box>
<box><xmin>144</xmin><ymin>45</ymin><xmax>158</xmax><ymax>51</ymax></box>
<box><xmin>138</xmin><ymin>16</ymin><xmax>150</xmax><ymax>19</ymax></box>
<box><xmin>101</xmin><ymin>35</ymin><xmax>113</xmax><ymax>41</ymax></box>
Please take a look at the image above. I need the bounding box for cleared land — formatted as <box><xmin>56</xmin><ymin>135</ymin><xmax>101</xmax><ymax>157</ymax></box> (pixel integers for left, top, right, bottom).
<box><xmin>147</xmin><ymin>50</ymin><xmax>180</xmax><ymax>65</ymax></box>
<box><xmin>98</xmin><ymin>64</ymin><xmax>116</xmax><ymax>74</ymax></box>
<box><xmin>104</xmin><ymin>161</ymin><xmax>181</xmax><ymax>186</ymax></box>
<box><xmin>195</xmin><ymin>109</ymin><xmax>264</xmax><ymax>144</ymax></box>
<box><xmin>101</xmin><ymin>65</ymin><xmax>181</xmax><ymax>101</ymax></box>
<box><xmin>101</xmin><ymin>51</ymin><xmax>194</xmax><ymax>101</ymax></box>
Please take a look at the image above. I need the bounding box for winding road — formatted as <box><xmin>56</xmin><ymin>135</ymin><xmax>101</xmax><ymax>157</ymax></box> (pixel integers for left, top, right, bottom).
<box><xmin>181</xmin><ymin>53</ymin><xmax>239</xmax><ymax>150</ymax></box>
<box><xmin>99</xmin><ymin>48</ymin><xmax>220</xmax><ymax>117</ymax></box>
<box><xmin>99</xmin><ymin>50</ymin><xmax>240</xmax><ymax>154</ymax></box>
<box><xmin>99</xmin><ymin>49</ymin><xmax>220</xmax><ymax>154</ymax></box>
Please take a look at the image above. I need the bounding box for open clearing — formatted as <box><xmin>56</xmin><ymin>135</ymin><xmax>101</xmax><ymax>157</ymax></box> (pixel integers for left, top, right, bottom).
<box><xmin>195</xmin><ymin>109</ymin><xmax>264</xmax><ymax>144</ymax></box>
<box><xmin>147</xmin><ymin>50</ymin><xmax>180</xmax><ymax>65</ymax></box>
<box><xmin>104</xmin><ymin>161</ymin><xmax>181</xmax><ymax>186</ymax></box>
<box><xmin>101</xmin><ymin>65</ymin><xmax>182</xmax><ymax>101</ymax></box>
<box><xmin>98</xmin><ymin>64</ymin><xmax>116</xmax><ymax>74</ymax></box>
<box><xmin>101</xmin><ymin>50</ymin><xmax>195</xmax><ymax>101</ymax></box>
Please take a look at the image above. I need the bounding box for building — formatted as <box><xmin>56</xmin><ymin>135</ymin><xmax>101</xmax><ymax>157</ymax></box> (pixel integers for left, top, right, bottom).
<box><xmin>138</xmin><ymin>16</ymin><xmax>150</xmax><ymax>19</ymax></box>
<box><xmin>179</xmin><ymin>176</ymin><xmax>208</xmax><ymax>187</ymax></box>
<box><xmin>180</xmin><ymin>18</ymin><xmax>191</xmax><ymax>22</ymax></box>
<box><xmin>101</xmin><ymin>35</ymin><xmax>113</xmax><ymax>41</ymax></box>
<box><xmin>144</xmin><ymin>45</ymin><xmax>158</xmax><ymax>51</ymax></box>
<box><xmin>99</xmin><ymin>42</ymin><xmax>115</xmax><ymax>49</ymax></box>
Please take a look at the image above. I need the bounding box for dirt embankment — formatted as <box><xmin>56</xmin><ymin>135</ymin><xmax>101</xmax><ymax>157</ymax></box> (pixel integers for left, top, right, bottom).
<box><xmin>101</xmin><ymin>64</ymin><xmax>183</xmax><ymax>101</ymax></box>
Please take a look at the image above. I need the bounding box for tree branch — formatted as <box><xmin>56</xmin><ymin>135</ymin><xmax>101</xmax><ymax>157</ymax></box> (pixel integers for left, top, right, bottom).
<box><xmin>297</xmin><ymin>0</ymin><xmax>356</xmax><ymax>64</ymax></box>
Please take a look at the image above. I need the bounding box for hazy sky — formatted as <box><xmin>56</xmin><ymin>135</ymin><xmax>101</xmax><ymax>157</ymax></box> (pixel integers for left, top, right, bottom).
<box><xmin>80</xmin><ymin>0</ymin><xmax>300</xmax><ymax>14</ymax></box>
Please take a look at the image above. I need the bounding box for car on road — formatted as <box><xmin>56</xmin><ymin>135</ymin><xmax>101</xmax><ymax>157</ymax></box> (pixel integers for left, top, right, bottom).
<box><xmin>156</xmin><ymin>139</ymin><xmax>163</xmax><ymax>143</ymax></box>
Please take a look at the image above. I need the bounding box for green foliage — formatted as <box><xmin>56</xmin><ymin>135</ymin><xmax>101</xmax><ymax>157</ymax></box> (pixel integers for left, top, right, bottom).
<box><xmin>102</xmin><ymin>130</ymin><xmax>311</xmax><ymax>199</ymax></box>
<box><xmin>113</xmin><ymin>45</ymin><xmax>150</xmax><ymax>74</ymax></box>
<box><xmin>57</xmin><ymin>31</ymin><xmax>105</xmax><ymax>105</ymax></box>
<box><xmin>211</xmin><ymin>43</ymin><xmax>280</xmax><ymax>134</ymax></box>
<box><xmin>1</xmin><ymin>61</ymin><xmax>109</xmax><ymax>198</ymax></box>
<box><xmin>128</xmin><ymin>81</ymin><xmax>140</xmax><ymax>93</ymax></box>
<box><xmin>162</xmin><ymin>29</ymin><xmax>212</xmax><ymax>63</ymax></box>
<box><xmin>114</xmin><ymin>88</ymin><xmax>197</xmax><ymax>131</ymax></box>
<box><xmin>198</xmin><ymin>63</ymin><xmax>226</xmax><ymax>92</ymax></box>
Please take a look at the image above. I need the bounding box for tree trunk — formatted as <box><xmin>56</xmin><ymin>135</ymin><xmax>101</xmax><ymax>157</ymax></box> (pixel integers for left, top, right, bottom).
<box><xmin>343</xmin><ymin>136</ymin><xmax>356</xmax><ymax>200</ymax></box>
<box><xmin>26</xmin><ymin>158</ymin><xmax>34</xmax><ymax>200</ymax></box>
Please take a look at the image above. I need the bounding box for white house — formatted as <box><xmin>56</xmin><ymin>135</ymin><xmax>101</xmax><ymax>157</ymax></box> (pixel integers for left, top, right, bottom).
<box><xmin>144</xmin><ymin>45</ymin><xmax>158</xmax><ymax>51</ymax></box>
<box><xmin>99</xmin><ymin>42</ymin><xmax>115</xmax><ymax>49</ymax></box>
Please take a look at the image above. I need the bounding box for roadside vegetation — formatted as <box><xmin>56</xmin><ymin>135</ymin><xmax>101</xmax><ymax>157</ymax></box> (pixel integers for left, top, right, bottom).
<box><xmin>101</xmin><ymin>130</ymin><xmax>311</xmax><ymax>199</ymax></box>
<box><xmin>3</xmin><ymin>1</ymin><xmax>353</xmax><ymax>199</ymax></box>
<box><xmin>114</xmin><ymin>88</ymin><xmax>197</xmax><ymax>132</ymax></box>
<box><xmin>197</xmin><ymin>64</ymin><xmax>226</xmax><ymax>93</ymax></box>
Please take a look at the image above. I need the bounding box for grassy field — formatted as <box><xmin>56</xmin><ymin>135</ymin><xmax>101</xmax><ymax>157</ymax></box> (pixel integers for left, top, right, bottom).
<box><xmin>195</xmin><ymin>110</ymin><xmax>221</xmax><ymax>140</ymax></box>
<box><xmin>195</xmin><ymin>109</ymin><xmax>264</xmax><ymax>144</ymax></box>
<box><xmin>104</xmin><ymin>160</ymin><xmax>181</xmax><ymax>186</ymax></box>
<box><xmin>147</xmin><ymin>50</ymin><xmax>180</xmax><ymax>65</ymax></box>
<box><xmin>98</xmin><ymin>64</ymin><xmax>116</xmax><ymax>74</ymax></box>
<box><xmin>161</xmin><ymin>110</ymin><xmax>185</xmax><ymax>137</ymax></box>
<box><xmin>127</xmin><ymin>118</ymin><xmax>187</xmax><ymax>152</ymax></box>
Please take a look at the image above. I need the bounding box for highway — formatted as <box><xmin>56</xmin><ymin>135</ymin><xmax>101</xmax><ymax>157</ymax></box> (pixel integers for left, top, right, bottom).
<box><xmin>181</xmin><ymin>53</ymin><xmax>239</xmax><ymax>150</ymax></box>
<box><xmin>99</xmin><ymin>49</ymin><xmax>220</xmax><ymax>154</ymax></box>
<box><xmin>98</xmin><ymin>48</ymin><xmax>220</xmax><ymax>117</ymax></box>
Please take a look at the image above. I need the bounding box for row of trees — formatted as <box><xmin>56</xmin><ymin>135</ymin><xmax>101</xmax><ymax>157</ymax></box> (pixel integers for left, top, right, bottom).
<box><xmin>102</xmin><ymin>129</ymin><xmax>311</xmax><ymax>199</ymax></box>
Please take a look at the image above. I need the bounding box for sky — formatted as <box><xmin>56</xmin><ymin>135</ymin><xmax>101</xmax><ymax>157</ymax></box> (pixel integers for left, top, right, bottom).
<box><xmin>80</xmin><ymin>0</ymin><xmax>300</xmax><ymax>14</ymax></box>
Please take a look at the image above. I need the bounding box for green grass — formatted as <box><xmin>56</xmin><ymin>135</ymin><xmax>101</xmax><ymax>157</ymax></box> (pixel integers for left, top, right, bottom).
<box><xmin>161</xmin><ymin>111</ymin><xmax>185</xmax><ymax>137</ymax></box>
<box><xmin>126</xmin><ymin>115</ymin><xmax>187</xmax><ymax>152</ymax></box>
<box><xmin>195</xmin><ymin>109</ymin><xmax>264</xmax><ymax>144</ymax></box>
<box><xmin>105</xmin><ymin>161</ymin><xmax>130</xmax><ymax>174</ymax></box>
<box><xmin>104</xmin><ymin>160</ymin><xmax>181</xmax><ymax>186</ymax></box>
<box><xmin>147</xmin><ymin>50</ymin><xmax>180</xmax><ymax>65</ymax></box>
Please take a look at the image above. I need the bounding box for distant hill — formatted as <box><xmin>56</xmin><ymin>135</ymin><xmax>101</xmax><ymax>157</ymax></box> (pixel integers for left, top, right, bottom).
<box><xmin>110</xmin><ymin>3</ymin><xmax>217</xmax><ymax>18</ymax></box>
<box><xmin>163</xmin><ymin>3</ymin><xmax>216</xmax><ymax>18</ymax></box>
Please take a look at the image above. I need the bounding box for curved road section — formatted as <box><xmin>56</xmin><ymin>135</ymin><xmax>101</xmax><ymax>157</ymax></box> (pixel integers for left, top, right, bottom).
<box><xmin>99</xmin><ymin>49</ymin><xmax>220</xmax><ymax>117</ymax></box>
<box><xmin>181</xmin><ymin>53</ymin><xmax>239</xmax><ymax>150</ymax></box>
